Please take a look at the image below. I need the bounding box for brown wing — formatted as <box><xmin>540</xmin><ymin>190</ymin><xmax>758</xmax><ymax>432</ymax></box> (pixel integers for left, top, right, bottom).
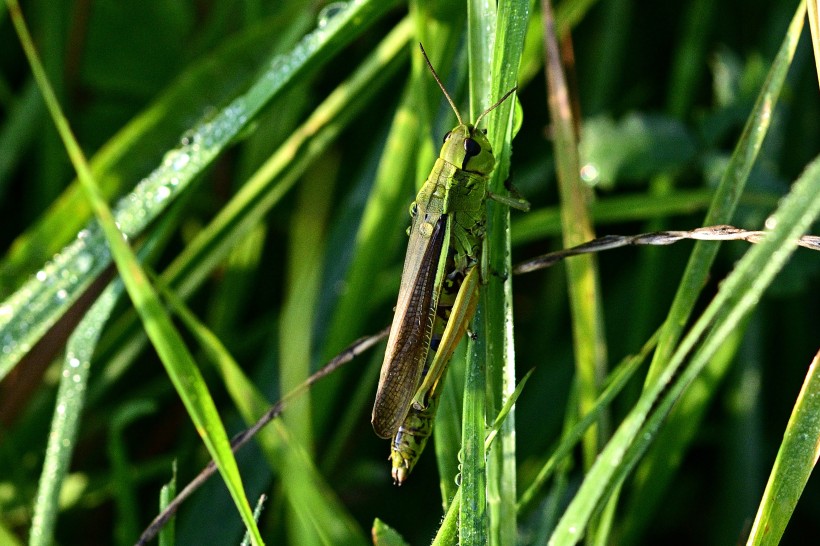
<box><xmin>371</xmin><ymin>215</ymin><xmax>448</xmax><ymax>439</ymax></box>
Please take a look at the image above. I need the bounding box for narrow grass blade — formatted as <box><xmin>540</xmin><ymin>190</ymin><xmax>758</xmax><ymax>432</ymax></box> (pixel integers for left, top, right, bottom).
<box><xmin>746</xmin><ymin>349</ymin><xmax>820</xmax><ymax>546</ymax></box>
<box><xmin>0</xmin><ymin>13</ymin><xmax>312</xmax><ymax>286</ymax></box>
<box><xmin>372</xmin><ymin>518</ymin><xmax>411</xmax><ymax>546</ymax></box>
<box><xmin>808</xmin><ymin>0</ymin><xmax>820</xmax><ymax>87</ymax></box>
<box><xmin>462</xmin><ymin>1</ymin><xmax>494</xmax><ymax>540</ymax></box>
<box><xmin>549</xmin><ymin>153</ymin><xmax>820</xmax><ymax>545</ymax></box>
<box><xmin>89</xmin><ymin>19</ymin><xmax>412</xmax><ymax>410</ymax></box>
<box><xmin>29</xmin><ymin>285</ymin><xmax>121</xmax><ymax>545</ymax></box>
<box><xmin>463</xmin><ymin>0</ymin><xmax>531</xmax><ymax>544</ymax></box>
<box><xmin>278</xmin><ymin>159</ymin><xmax>335</xmax><ymax>544</ymax></box>
<box><xmin>432</xmin><ymin>366</ymin><xmax>533</xmax><ymax>545</ymax></box>
<box><xmin>0</xmin><ymin>0</ymin><xmax>400</xmax><ymax>380</ymax></box>
<box><xmin>517</xmin><ymin>331</ymin><xmax>658</xmax><ymax>512</ymax></box>
<box><xmin>7</xmin><ymin>3</ymin><xmax>264</xmax><ymax>544</ymax></box>
<box><xmin>643</xmin><ymin>0</ymin><xmax>806</xmax><ymax>388</ymax></box>
<box><xmin>541</xmin><ymin>0</ymin><xmax>608</xmax><ymax>473</ymax></box>
<box><xmin>150</xmin><ymin>282</ymin><xmax>370</xmax><ymax>546</ymax></box>
<box><xmin>158</xmin><ymin>462</ymin><xmax>177</xmax><ymax>546</ymax></box>
<box><xmin>108</xmin><ymin>400</ymin><xmax>158</xmax><ymax>544</ymax></box>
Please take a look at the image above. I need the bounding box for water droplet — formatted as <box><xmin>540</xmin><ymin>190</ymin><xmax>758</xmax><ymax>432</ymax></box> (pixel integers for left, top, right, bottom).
<box><xmin>580</xmin><ymin>163</ymin><xmax>600</xmax><ymax>184</ymax></box>
<box><xmin>36</xmin><ymin>270</ymin><xmax>48</xmax><ymax>282</ymax></box>
<box><xmin>155</xmin><ymin>185</ymin><xmax>171</xmax><ymax>202</ymax></box>
<box><xmin>75</xmin><ymin>254</ymin><xmax>93</xmax><ymax>274</ymax></box>
<box><xmin>318</xmin><ymin>2</ymin><xmax>347</xmax><ymax>28</ymax></box>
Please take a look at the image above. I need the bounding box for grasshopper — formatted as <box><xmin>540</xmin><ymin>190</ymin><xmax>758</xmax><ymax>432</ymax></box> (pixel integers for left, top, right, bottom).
<box><xmin>371</xmin><ymin>44</ymin><xmax>529</xmax><ymax>483</ymax></box>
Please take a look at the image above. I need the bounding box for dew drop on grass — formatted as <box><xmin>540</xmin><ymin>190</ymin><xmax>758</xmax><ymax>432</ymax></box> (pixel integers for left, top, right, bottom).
<box><xmin>580</xmin><ymin>163</ymin><xmax>600</xmax><ymax>185</ymax></box>
<box><xmin>318</xmin><ymin>2</ymin><xmax>348</xmax><ymax>28</ymax></box>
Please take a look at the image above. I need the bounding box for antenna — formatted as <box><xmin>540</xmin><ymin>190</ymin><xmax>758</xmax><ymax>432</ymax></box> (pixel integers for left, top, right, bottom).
<box><xmin>475</xmin><ymin>86</ymin><xmax>518</xmax><ymax>128</ymax></box>
<box><xmin>419</xmin><ymin>43</ymin><xmax>517</xmax><ymax>129</ymax></box>
<box><xmin>419</xmin><ymin>43</ymin><xmax>464</xmax><ymax>126</ymax></box>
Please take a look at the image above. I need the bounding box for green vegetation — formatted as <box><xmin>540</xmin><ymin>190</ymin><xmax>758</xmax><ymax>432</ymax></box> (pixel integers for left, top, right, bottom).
<box><xmin>1</xmin><ymin>1</ymin><xmax>818</xmax><ymax>545</ymax></box>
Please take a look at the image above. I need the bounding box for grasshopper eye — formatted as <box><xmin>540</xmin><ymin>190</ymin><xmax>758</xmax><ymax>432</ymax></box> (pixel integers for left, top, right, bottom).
<box><xmin>464</xmin><ymin>137</ymin><xmax>481</xmax><ymax>158</ymax></box>
<box><xmin>443</xmin><ymin>131</ymin><xmax>452</xmax><ymax>143</ymax></box>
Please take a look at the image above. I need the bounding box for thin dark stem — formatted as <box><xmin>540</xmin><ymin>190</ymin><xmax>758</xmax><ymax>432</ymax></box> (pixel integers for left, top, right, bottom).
<box><xmin>514</xmin><ymin>225</ymin><xmax>820</xmax><ymax>274</ymax></box>
<box><xmin>135</xmin><ymin>327</ymin><xmax>389</xmax><ymax>546</ymax></box>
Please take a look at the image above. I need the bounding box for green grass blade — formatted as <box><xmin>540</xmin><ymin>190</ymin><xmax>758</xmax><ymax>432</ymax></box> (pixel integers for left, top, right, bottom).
<box><xmin>808</xmin><ymin>0</ymin><xmax>820</xmax><ymax>84</ymax></box>
<box><xmin>542</xmin><ymin>0</ymin><xmax>608</xmax><ymax>477</ymax></box>
<box><xmin>372</xmin><ymin>518</ymin><xmax>411</xmax><ymax>546</ymax></box>
<box><xmin>746</xmin><ymin>349</ymin><xmax>820</xmax><ymax>545</ymax></box>
<box><xmin>549</xmin><ymin>152</ymin><xmax>820</xmax><ymax>545</ymax></box>
<box><xmin>621</xmin><ymin>3</ymin><xmax>808</xmax><ymax>538</ymax></box>
<box><xmin>158</xmin><ymin>462</ymin><xmax>178</xmax><ymax>546</ymax></box>
<box><xmin>164</xmin><ymin>283</ymin><xmax>368</xmax><ymax>546</ymax></box>
<box><xmin>461</xmin><ymin>309</ymin><xmax>488</xmax><ymax>544</ymax></box>
<box><xmin>461</xmin><ymin>2</ymin><xmax>494</xmax><ymax>543</ymax></box>
<box><xmin>0</xmin><ymin>79</ymin><xmax>42</xmax><ymax>201</ymax></box>
<box><xmin>618</xmin><ymin>320</ymin><xmax>745</xmax><ymax>542</ymax></box>
<box><xmin>29</xmin><ymin>285</ymin><xmax>121</xmax><ymax>545</ymax></box>
<box><xmin>431</xmin><ymin>366</ymin><xmax>532</xmax><ymax>545</ymax></box>
<box><xmin>486</xmin><ymin>3</ymin><xmax>531</xmax><ymax>545</ymax></box>
<box><xmin>462</xmin><ymin>2</ymin><xmax>531</xmax><ymax>544</ymax></box>
<box><xmin>28</xmin><ymin>202</ymin><xmax>179</xmax><ymax>545</ymax></box>
<box><xmin>0</xmin><ymin>15</ymin><xmax>309</xmax><ymax>285</ymax></box>
<box><xmin>108</xmin><ymin>400</ymin><xmax>158</xmax><ymax>544</ymax></box>
<box><xmin>643</xmin><ymin>0</ymin><xmax>806</xmax><ymax>388</ymax></box>
<box><xmin>241</xmin><ymin>495</ymin><xmax>269</xmax><ymax>546</ymax></box>
<box><xmin>517</xmin><ymin>331</ymin><xmax>658</xmax><ymax>512</ymax></box>
<box><xmin>89</xmin><ymin>19</ymin><xmax>412</xmax><ymax>410</ymax></box>
<box><xmin>0</xmin><ymin>0</ymin><xmax>400</xmax><ymax>380</ymax></box>
<box><xmin>7</xmin><ymin>4</ymin><xmax>264</xmax><ymax>543</ymax></box>
<box><xmin>433</xmin><ymin>487</ymin><xmax>461</xmax><ymax>546</ymax></box>
<box><xmin>278</xmin><ymin>152</ymin><xmax>336</xmax><ymax>544</ymax></box>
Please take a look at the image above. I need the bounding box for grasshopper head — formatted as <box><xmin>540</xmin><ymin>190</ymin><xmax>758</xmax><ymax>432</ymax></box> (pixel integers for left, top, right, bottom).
<box><xmin>439</xmin><ymin>124</ymin><xmax>495</xmax><ymax>176</ymax></box>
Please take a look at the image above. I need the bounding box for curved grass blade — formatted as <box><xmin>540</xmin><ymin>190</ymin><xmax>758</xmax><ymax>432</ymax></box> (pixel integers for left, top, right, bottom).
<box><xmin>548</xmin><ymin>152</ymin><xmax>820</xmax><ymax>545</ymax></box>
<box><xmin>7</xmin><ymin>4</ymin><xmax>264</xmax><ymax>544</ymax></box>
<box><xmin>642</xmin><ymin>0</ymin><xmax>807</xmax><ymax>389</ymax></box>
<box><xmin>746</xmin><ymin>349</ymin><xmax>820</xmax><ymax>546</ymax></box>
<box><xmin>139</xmin><ymin>274</ymin><xmax>385</xmax><ymax>544</ymax></box>
<box><xmin>0</xmin><ymin>0</ymin><xmax>400</xmax><ymax>380</ymax></box>
<box><xmin>542</xmin><ymin>0</ymin><xmax>608</xmax><ymax>478</ymax></box>
<box><xmin>158</xmin><ymin>462</ymin><xmax>177</xmax><ymax>546</ymax></box>
<box><xmin>93</xmin><ymin>15</ymin><xmax>410</xmax><ymax>378</ymax></box>
<box><xmin>29</xmin><ymin>284</ymin><xmax>121</xmax><ymax>545</ymax></box>
<box><xmin>516</xmin><ymin>331</ymin><xmax>658</xmax><ymax>512</ymax></box>
<box><xmin>0</xmin><ymin>12</ymin><xmax>312</xmax><ymax>286</ymax></box>
<box><xmin>29</xmin><ymin>188</ymin><xmax>181</xmax><ymax>546</ymax></box>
